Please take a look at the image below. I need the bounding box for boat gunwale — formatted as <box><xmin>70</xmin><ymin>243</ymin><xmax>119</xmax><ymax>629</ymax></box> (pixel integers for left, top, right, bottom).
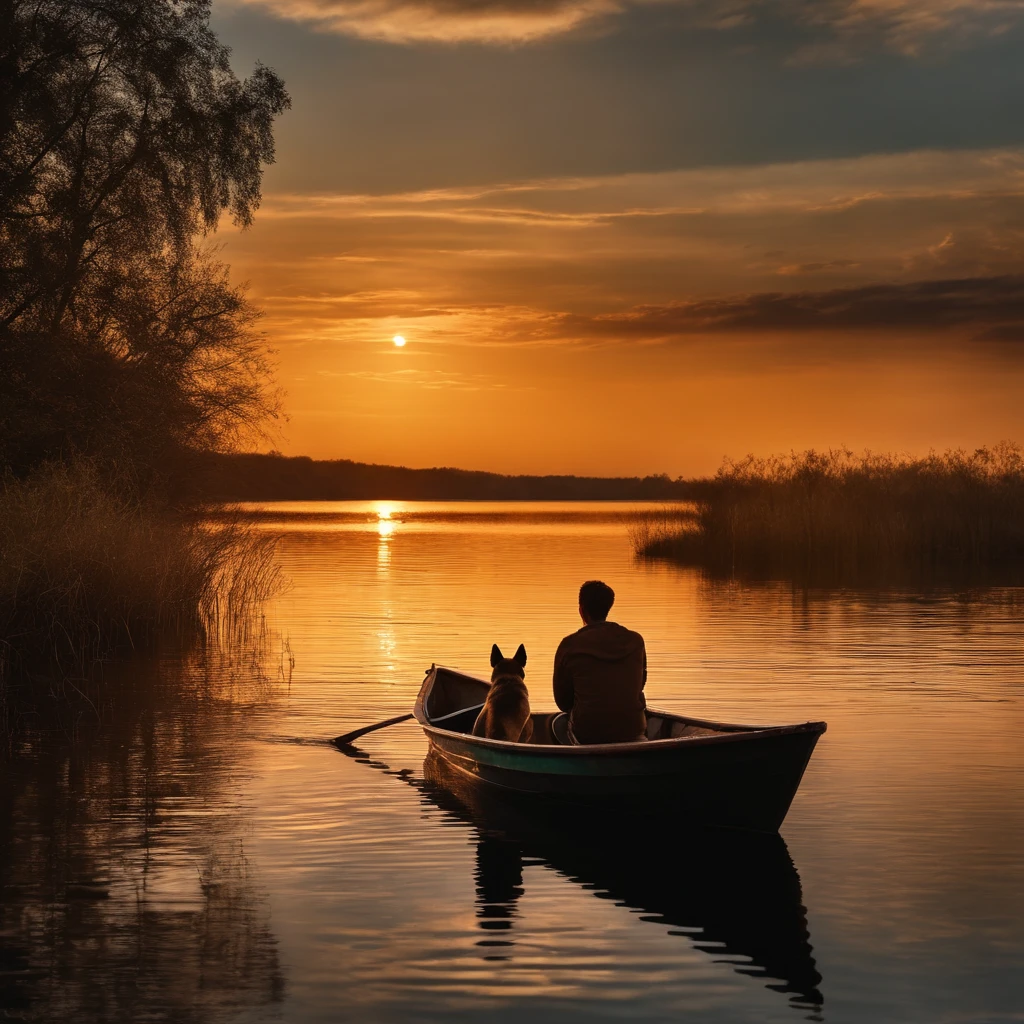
<box><xmin>414</xmin><ymin>665</ymin><xmax>827</xmax><ymax>757</ymax></box>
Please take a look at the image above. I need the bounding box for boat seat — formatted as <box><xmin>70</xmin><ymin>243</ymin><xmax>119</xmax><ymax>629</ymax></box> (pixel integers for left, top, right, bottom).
<box><xmin>428</xmin><ymin>704</ymin><xmax>483</xmax><ymax>734</ymax></box>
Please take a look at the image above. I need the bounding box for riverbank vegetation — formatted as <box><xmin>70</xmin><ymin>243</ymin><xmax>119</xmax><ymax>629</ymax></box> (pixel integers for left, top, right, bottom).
<box><xmin>630</xmin><ymin>445</ymin><xmax>1024</xmax><ymax>579</ymax></box>
<box><xmin>0</xmin><ymin>463</ymin><xmax>280</xmax><ymax>682</ymax></box>
<box><xmin>1</xmin><ymin>1</ymin><xmax>288</xmax><ymax>689</ymax></box>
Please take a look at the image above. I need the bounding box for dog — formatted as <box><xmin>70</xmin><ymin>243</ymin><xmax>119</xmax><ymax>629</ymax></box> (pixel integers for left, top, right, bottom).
<box><xmin>472</xmin><ymin>643</ymin><xmax>533</xmax><ymax>743</ymax></box>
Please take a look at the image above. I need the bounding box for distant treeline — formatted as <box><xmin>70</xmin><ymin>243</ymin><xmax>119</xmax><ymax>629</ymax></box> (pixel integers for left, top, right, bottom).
<box><xmin>193</xmin><ymin>453</ymin><xmax>707</xmax><ymax>502</ymax></box>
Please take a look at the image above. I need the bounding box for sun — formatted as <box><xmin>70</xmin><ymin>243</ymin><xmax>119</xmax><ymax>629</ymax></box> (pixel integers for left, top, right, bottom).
<box><xmin>392</xmin><ymin>334</ymin><xmax>406</xmax><ymax>348</ymax></box>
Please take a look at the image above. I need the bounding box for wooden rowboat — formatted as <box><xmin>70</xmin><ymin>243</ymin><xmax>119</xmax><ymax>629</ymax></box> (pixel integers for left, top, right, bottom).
<box><xmin>414</xmin><ymin>664</ymin><xmax>827</xmax><ymax>833</ymax></box>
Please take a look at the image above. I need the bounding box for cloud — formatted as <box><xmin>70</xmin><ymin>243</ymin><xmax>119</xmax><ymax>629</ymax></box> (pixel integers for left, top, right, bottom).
<box><xmin>901</xmin><ymin>228</ymin><xmax>1024</xmax><ymax>276</ymax></box>
<box><xmin>324</xmin><ymin>367</ymin><xmax>507</xmax><ymax>388</ymax></box>
<box><xmin>257</xmin><ymin>147</ymin><xmax>1024</xmax><ymax>226</ymax></box>
<box><xmin>558</xmin><ymin>274</ymin><xmax>1024</xmax><ymax>340</ymax></box>
<box><xmin>777</xmin><ymin>259</ymin><xmax>861</xmax><ymax>275</ymax></box>
<box><xmin>974</xmin><ymin>323</ymin><xmax>1024</xmax><ymax>343</ymax></box>
<box><xmin>226</xmin><ymin>0</ymin><xmax>621</xmax><ymax>43</ymax></box>
<box><xmin>793</xmin><ymin>0</ymin><xmax>1024</xmax><ymax>56</ymax></box>
<box><xmin>226</xmin><ymin>0</ymin><xmax>1024</xmax><ymax>47</ymax></box>
<box><xmin>223</xmin><ymin>148</ymin><xmax>1024</xmax><ymax>363</ymax></box>
<box><xmin>267</xmin><ymin>277</ymin><xmax>1024</xmax><ymax>352</ymax></box>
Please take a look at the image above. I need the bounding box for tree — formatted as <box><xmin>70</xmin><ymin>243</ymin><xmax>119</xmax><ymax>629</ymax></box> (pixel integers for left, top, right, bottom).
<box><xmin>0</xmin><ymin>0</ymin><xmax>289</xmax><ymax>488</ymax></box>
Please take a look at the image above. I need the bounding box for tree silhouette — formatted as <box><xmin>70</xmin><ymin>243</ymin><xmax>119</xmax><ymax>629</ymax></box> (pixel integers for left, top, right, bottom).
<box><xmin>0</xmin><ymin>0</ymin><xmax>289</xmax><ymax>489</ymax></box>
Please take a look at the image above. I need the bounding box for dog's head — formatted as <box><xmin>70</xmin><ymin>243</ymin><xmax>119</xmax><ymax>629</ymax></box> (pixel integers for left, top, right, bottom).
<box><xmin>490</xmin><ymin>643</ymin><xmax>527</xmax><ymax>682</ymax></box>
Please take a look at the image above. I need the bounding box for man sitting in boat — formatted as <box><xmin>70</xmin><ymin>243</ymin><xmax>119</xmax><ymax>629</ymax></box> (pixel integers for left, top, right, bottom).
<box><xmin>552</xmin><ymin>580</ymin><xmax>647</xmax><ymax>744</ymax></box>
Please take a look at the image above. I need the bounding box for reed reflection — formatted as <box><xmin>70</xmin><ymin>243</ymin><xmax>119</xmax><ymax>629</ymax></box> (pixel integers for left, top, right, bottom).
<box><xmin>0</xmin><ymin>645</ymin><xmax>285</xmax><ymax>1023</ymax></box>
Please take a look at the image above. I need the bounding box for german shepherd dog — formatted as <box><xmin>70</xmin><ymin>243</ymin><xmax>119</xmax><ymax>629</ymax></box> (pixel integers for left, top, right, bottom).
<box><xmin>472</xmin><ymin>644</ymin><xmax>533</xmax><ymax>743</ymax></box>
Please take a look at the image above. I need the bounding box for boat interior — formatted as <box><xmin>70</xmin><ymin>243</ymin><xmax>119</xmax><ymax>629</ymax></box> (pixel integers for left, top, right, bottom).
<box><xmin>423</xmin><ymin>666</ymin><xmax>751</xmax><ymax>744</ymax></box>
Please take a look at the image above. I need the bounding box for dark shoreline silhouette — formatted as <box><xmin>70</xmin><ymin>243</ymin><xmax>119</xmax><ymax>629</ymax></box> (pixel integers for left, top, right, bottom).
<box><xmin>190</xmin><ymin>452</ymin><xmax>705</xmax><ymax>502</ymax></box>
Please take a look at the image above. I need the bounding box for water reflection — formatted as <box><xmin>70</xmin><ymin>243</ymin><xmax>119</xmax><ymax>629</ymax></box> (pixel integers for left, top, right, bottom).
<box><xmin>342</xmin><ymin>743</ymin><xmax>824</xmax><ymax>1019</ymax></box>
<box><xmin>222</xmin><ymin>499</ymin><xmax>663</xmax><ymax>536</ymax></box>
<box><xmin>0</xmin><ymin>649</ymin><xmax>285</xmax><ymax>1023</ymax></box>
<box><xmin>7</xmin><ymin>501</ymin><xmax>1021</xmax><ymax>1023</ymax></box>
<box><xmin>474</xmin><ymin>836</ymin><xmax>524</xmax><ymax>961</ymax></box>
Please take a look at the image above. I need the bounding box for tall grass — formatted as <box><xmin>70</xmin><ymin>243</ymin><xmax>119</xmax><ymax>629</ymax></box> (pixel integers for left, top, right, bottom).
<box><xmin>631</xmin><ymin>444</ymin><xmax>1024</xmax><ymax>579</ymax></box>
<box><xmin>0</xmin><ymin>462</ymin><xmax>280</xmax><ymax>684</ymax></box>
<box><xmin>627</xmin><ymin>504</ymin><xmax>699</xmax><ymax>556</ymax></box>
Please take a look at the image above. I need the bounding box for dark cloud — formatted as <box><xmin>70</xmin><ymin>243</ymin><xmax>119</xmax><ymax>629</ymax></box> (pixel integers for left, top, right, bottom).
<box><xmin>218</xmin><ymin>2</ymin><xmax>1024</xmax><ymax>195</ymax></box>
<box><xmin>562</xmin><ymin>274</ymin><xmax>1024</xmax><ymax>340</ymax></box>
<box><xmin>974</xmin><ymin>323</ymin><xmax>1024</xmax><ymax>344</ymax></box>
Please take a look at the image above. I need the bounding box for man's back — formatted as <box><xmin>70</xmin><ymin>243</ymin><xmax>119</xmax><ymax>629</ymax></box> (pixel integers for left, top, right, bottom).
<box><xmin>553</xmin><ymin>621</ymin><xmax>647</xmax><ymax>744</ymax></box>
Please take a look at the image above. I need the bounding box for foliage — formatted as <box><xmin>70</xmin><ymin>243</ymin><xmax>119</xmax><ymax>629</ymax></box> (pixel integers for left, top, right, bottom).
<box><xmin>632</xmin><ymin>444</ymin><xmax>1024</xmax><ymax>579</ymax></box>
<box><xmin>0</xmin><ymin>0</ymin><xmax>289</xmax><ymax>487</ymax></box>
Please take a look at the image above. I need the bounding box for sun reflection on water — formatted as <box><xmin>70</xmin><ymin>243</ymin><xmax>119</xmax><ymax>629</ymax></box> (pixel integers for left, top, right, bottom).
<box><xmin>375</xmin><ymin>502</ymin><xmax>398</xmax><ymax>539</ymax></box>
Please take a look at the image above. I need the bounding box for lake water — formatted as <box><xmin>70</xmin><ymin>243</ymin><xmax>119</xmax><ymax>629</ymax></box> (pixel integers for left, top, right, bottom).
<box><xmin>3</xmin><ymin>501</ymin><xmax>1023</xmax><ymax>1023</ymax></box>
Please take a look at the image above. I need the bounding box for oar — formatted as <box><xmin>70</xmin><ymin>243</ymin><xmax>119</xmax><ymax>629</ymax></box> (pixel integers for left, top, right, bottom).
<box><xmin>333</xmin><ymin>713</ymin><xmax>414</xmax><ymax>748</ymax></box>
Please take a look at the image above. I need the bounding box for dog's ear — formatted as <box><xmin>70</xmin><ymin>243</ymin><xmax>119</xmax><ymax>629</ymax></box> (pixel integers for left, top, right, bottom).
<box><xmin>490</xmin><ymin>644</ymin><xmax>503</xmax><ymax>667</ymax></box>
<box><xmin>513</xmin><ymin>643</ymin><xmax>527</xmax><ymax>667</ymax></box>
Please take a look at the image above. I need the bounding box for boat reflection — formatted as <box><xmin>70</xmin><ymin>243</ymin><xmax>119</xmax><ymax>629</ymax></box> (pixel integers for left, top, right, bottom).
<box><xmin>344</xmin><ymin>742</ymin><xmax>824</xmax><ymax>1018</ymax></box>
<box><xmin>474</xmin><ymin>834</ymin><xmax>524</xmax><ymax>961</ymax></box>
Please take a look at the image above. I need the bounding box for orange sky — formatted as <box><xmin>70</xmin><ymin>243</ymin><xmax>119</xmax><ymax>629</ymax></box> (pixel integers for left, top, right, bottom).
<box><xmin>213</xmin><ymin>2</ymin><xmax>1024</xmax><ymax>476</ymax></box>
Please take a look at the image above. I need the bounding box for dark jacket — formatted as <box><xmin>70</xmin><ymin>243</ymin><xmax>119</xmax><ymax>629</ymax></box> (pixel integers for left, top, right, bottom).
<box><xmin>553</xmin><ymin>621</ymin><xmax>647</xmax><ymax>744</ymax></box>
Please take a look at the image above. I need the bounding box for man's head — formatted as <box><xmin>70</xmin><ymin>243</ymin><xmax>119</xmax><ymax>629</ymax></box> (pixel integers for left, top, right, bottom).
<box><xmin>579</xmin><ymin>580</ymin><xmax>615</xmax><ymax>624</ymax></box>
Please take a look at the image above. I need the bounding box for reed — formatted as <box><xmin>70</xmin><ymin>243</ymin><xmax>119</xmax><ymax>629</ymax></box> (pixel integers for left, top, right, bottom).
<box><xmin>627</xmin><ymin>504</ymin><xmax>699</xmax><ymax>556</ymax></box>
<box><xmin>0</xmin><ymin>462</ymin><xmax>280</xmax><ymax>684</ymax></box>
<box><xmin>632</xmin><ymin>443</ymin><xmax>1024</xmax><ymax>578</ymax></box>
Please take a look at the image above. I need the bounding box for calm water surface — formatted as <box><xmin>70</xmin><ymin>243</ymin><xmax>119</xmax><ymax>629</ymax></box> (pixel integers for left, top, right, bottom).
<box><xmin>3</xmin><ymin>501</ymin><xmax>1024</xmax><ymax>1023</ymax></box>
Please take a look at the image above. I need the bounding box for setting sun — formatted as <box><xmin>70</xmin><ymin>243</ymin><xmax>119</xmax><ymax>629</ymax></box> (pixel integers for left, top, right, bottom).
<box><xmin>392</xmin><ymin>335</ymin><xmax>406</xmax><ymax>348</ymax></box>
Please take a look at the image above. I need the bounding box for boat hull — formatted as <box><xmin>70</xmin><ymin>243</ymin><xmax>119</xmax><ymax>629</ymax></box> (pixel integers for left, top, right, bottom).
<box><xmin>425</xmin><ymin>723</ymin><xmax>820</xmax><ymax>832</ymax></box>
<box><xmin>414</xmin><ymin>665</ymin><xmax>825</xmax><ymax>833</ymax></box>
